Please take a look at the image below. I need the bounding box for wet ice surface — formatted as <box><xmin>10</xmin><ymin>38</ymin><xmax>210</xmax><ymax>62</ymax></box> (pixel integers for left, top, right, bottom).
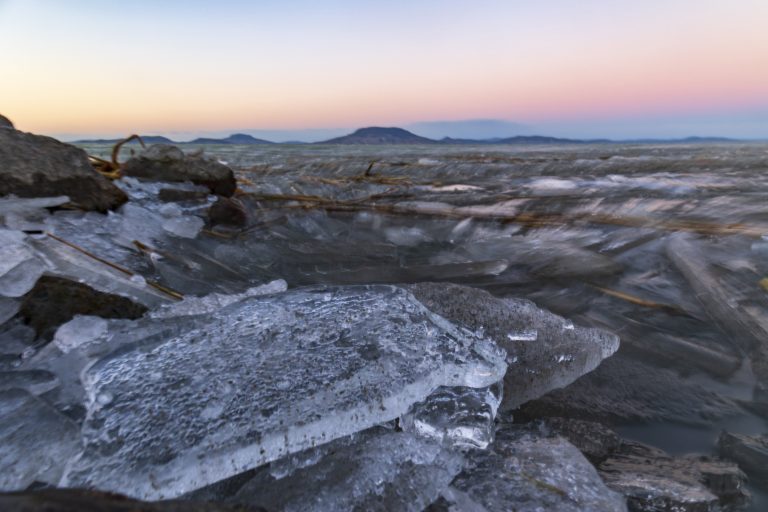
<box><xmin>61</xmin><ymin>285</ymin><xmax>506</xmax><ymax>499</ymax></box>
<box><xmin>3</xmin><ymin>141</ymin><xmax>768</xmax><ymax>509</ymax></box>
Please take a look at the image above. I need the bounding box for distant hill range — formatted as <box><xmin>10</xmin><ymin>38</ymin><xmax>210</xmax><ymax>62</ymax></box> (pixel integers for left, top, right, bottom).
<box><xmin>74</xmin><ymin>133</ymin><xmax>272</xmax><ymax>145</ymax></box>
<box><xmin>75</xmin><ymin>135</ymin><xmax>175</xmax><ymax>144</ymax></box>
<box><xmin>73</xmin><ymin>128</ymin><xmax>741</xmax><ymax>146</ymax></box>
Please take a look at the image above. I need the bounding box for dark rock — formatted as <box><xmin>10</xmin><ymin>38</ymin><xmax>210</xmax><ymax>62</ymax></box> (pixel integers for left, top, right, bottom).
<box><xmin>598</xmin><ymin>440</ymin><xmax>749</xmax><ymax>512</ymax></box>
<box><xmin>436</xmin><ymin>423</ymin><xmax>628</xmax><ymax>511</ymax></box>
<box><xmin>407</xmin><ymin>283</ymin><xmax>619</xmax><ymax>411</ymax></box>
<box><xmin>208</xmin><ymin>197</ymin><xmax>248</xmax><ymax>227</ymax></box>
<box><xmin>517</xmin><ymin>353</ymin><xmax>744</xmax><ymax>426</ymax></box>
<box><xmin>0</xmin><ymin>114</ymin><xmax>13</xmax><ymax>129</ymax></box>
<box><xmin>717</xmin><ymin>431</ymin><xmax>768</xmax><ymax>488</ymax></box>
<box><xmin>0</xmin><ymin>129</ymin><xmax>127</xmax><ymax>212</ymax></box>
<box><xmin>18</xmin><ymin>276</ymin><xmax>147</xmax><ymax>341</ymax></box>
<box><xmin>121</xmin><ymin>144</ymin><xmax>237</xmax><ymax>196</ymax></box>
<box><xmin>536</xmin><ymin>417</ymin><xmax>621</xmax><ymax>464</ymax></box>
<box><xmin>157</xmin><ymin>188</ymin><xmax>211</xmax><ymax>202</ymax></box>
<box><xmin>0</xmin><ymin>488</ymin><xmax>266</xmax><ymax>512</ymax></box>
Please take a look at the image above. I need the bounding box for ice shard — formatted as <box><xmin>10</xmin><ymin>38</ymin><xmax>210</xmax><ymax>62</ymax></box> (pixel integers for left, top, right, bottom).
<box><xmin>407</xmin><ymin>283</ymin><xmax>620</xmax><ymax>410</ymax></box>
<box><xmin>400</xmin><ymin>383</ymin><xmax>502</xmax><ymax>449</ymax></box>
<box><xmin>0</xmin><ymin>389</ymin><xmax>81</xmax><ymax>491</ymax></box>
<box><xmin>61</xmin><ymin>285</ymin><xmax>506</xmax><ymax>499</ymax></box>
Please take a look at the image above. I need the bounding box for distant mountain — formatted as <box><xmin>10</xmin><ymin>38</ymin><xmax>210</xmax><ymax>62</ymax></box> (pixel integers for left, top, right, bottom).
<box><xmin>74</xmin><ymin>135</ymin><xmax>175</xmax><ymax>144</ymax></box>
<box><xmin>407</xmin><ymin>119</ymin><xmax>534</xmax><ymax>139</ymax></box>
<box><xmin>440</xmin><ymin>135</ymin><xmax>595</xmax><ymax>145</ymax></box>
<box><xmin>321</xmin><ymin>127</ymin><xmax>435</xmax><ymax>144</ymax></box>
<box><xmin>623</xmin><ymin>136</ymin><xmax>736</xmax><ymax>144</ymax></box>
<box><xmin>71</xmin><ymin>129</ymin><xmax>744</xmax><ymax>146</ymax></box>
<box><xmin>187</xmin><ymin>133</ymin><xmax>273</xmax><ymax>145</ymax></box>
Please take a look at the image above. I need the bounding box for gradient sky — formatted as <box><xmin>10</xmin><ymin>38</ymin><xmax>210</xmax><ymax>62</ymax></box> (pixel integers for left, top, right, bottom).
<box><xmin>1</xmin><ymin>0</ymin><xmax>767</xmax><ymax>140</ymax></box>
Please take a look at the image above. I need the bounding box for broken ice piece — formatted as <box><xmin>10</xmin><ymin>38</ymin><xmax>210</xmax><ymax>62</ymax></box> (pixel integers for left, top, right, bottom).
<box><xmin>53</xmin><ymin>316</ymin><xmax>109</xmax><ymax>354</ymax></box>
<box><xmin>0</xmin><ymin>369</ymin><xmax>59</xmax><ymax>395</ymax></box>
<box><xmin>0</xmin><ymin>389</ymin><xmax>81</xmax><ymax>491</ymax></box>
<box><xmin>232</xmin><ymin>429</ymin><xmax>464</xmax><ymax>512</ymax></box>
<box><xmin>407</xmin><ymin>283</ymin><xmax>620</xmax><ymax>410</ymax></box>
<box><xmin>161</xmin><ymin>215</ymin><xmax>204</xmax><ymax>238</ymax></box>
<box><xmin>61</xmin><ymin>285</ymin><xmax>506</xmax><ymax>499</ymax></box>
<box><xmin>0</xmin><ymin>229</ymin><xmax>46</xmax><ymax>298</ymax></box>
<box><xmin>401</xmin><ymin>383</ymin><xmax>503</xmax><ymax>449</ymax></box>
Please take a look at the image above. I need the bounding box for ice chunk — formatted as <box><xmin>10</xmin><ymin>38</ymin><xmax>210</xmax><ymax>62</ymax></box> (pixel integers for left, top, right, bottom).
<box><xmin>149</xmin><ymin>280</ymin><xmax>288</xmax><ymax>319</ymax></box>
<box><xmin>162</xmin><ymin>215</ymin><xmax>204</xmax><ymax>238</ymax></box>
<box><xmin>438</xmin><ymin>425</ymin><xmax>627</xmax><ymax>511</ymax></box>
<box><xmin>61</xmin><ymin>285</ymin><xmax>506</xmax><ymax>499</ymax></box>
<box><xmin>0</xmin><ymin>196</ymin><xmax>69</xmax><ymax>231</ymax></box>
<box><xmin>53</xmin><ymin>316</ymin><xmax>109</xmax><ymax>354</ymax></box>
<box><xmin>0</xmin><ymin>230</ymin><xmax>46</xmax><ymax>298</ymax></box>
<box><xmin>0</xmin><ymin>297</ymin><xmax>20</xmax><ymax>326</ymax></box>
<box><xmin>232</xmin><ymin>429</ymin><xmax>464</xmax><ymax>512</ymax></box>
<box><xmin>0</xmin><ymin>389</ymin><xmax>81</xmax><ymax>491</ymax></box>
<box><xmin>407</xmin><ymin>283</ymin><xmax>620</xmax><ymax>410</ymax></box>
<box><xmin>0</xmin><ymin>257</ymin><xmax>46</xmax><ymax>298</ymax></box>
<box><xmin>0</xmin><ymin>369</ymin><xmax>58</xmax><ymax>395</ymax></box>
<box><xmin>401</xmin><ymin>383</ymin><xmax>502</xmax><ymax>449</ymax></box>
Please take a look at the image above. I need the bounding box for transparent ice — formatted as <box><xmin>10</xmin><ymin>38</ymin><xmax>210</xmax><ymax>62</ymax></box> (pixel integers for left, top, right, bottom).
<box><xmin>60</xmin><ymin>285</ymin><xmax>506</xmax><ymax>499</ymax></box>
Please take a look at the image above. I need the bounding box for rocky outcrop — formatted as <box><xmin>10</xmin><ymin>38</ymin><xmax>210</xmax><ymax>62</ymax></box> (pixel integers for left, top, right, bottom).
<box><xmin>121</xmin><ymin>145</ymin><xmax>237</xmax><ymax>196</ymax></box>
<box><xmin>18</xmin><ymin>276</ymin><xmax>148</xmax><ymax>340</ymax></box>
<box><xmin>0</xmin><ymin>129</ymin><xmax>127</xmax><ymax>212</ymax></box>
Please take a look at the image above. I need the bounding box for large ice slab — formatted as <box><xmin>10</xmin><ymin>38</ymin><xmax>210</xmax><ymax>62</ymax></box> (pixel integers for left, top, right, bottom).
<box><xmin>232</xmin><ymin>428</ymin><xmax>464</xmax><ymax>512</ymax></box>
<box><xmin>61</xmin><ymin>285</ymin><xmax>506</xmax><ymax>499</ymax></box>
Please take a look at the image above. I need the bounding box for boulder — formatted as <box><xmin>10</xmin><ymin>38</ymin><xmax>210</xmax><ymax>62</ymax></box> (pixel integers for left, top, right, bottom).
<box><xmin>208</xmin><ymin>197</ymin><xmax>248</xmax><ymax>227</ymax></box>
<box><xmin>18</xmin><ymin>276</ymin><xmax>148</xmax><ymax>341</ymax></box>
<box><xmin>717</xmin><ymin>431</ymin><xmax>768</xmax><ymax>488</ymax></box>
<box><xmin>121</xmin><ymin>144</ymin><xmax>237</xmax><ymax>197</ymax></box>
<box><xmin>599</xmin><ymin>440</ymin><xmax>749</xmax><ymax>511</ymax></box>
<box><xmin>431</xmin><ymin>424</ymin><xmax>628</xmax><ymax>511</ymax></box>
<box><xmin>0</xmin><ymin>114</ymin><xmax>13</xmax><ymax>130</ymax></box>
<box><xmin>0</xmin><ymin>129</ymin><xmax>127</xmax><ymax>211</ymax></box>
